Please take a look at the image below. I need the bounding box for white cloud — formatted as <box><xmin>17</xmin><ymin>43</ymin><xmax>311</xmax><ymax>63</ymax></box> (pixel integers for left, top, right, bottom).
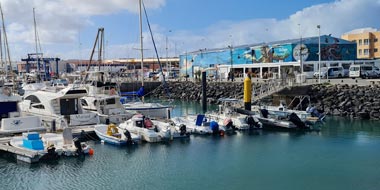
<box><xmin>1</xmin><ymin>0</ymin><xmax>379</xmax><ymax>60</ymax></box>
<box><xmin>0</xmin><ymin>0</ymin><xmax>166</xmax><ymax>59</ymax></box>
<box><xmin>169</xmin><ymin>0</ymin><xmax>380</xmax><ymax>56</ymax></box>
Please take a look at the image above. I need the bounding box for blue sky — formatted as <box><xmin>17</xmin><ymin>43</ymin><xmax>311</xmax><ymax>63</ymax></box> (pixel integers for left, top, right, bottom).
<box><xmin>1</xmin><ymin>0</ymin><xmax>380</xmax><ymax>60</ymax></box>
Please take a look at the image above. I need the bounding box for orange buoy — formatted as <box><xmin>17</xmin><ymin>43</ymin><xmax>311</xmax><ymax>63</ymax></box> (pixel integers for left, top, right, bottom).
<box><xmin>219</xmin><ymin>130</ymin><xmax>225</xmax><ymax>136</ymax></box>
<box><xmin>89</xmin><ymin>148</ymin><xmax>94</xmax><ymax>155</ymax></box>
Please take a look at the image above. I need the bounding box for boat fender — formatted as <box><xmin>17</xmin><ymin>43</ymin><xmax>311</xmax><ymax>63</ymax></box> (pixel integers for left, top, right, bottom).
<box><xmin>224</xmin><ymin>118</ymin><xmax>234</xmax><ymax>130</ymax></box>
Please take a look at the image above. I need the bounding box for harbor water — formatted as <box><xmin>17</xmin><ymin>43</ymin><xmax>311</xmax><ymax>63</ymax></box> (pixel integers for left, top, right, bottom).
<box><xmin>1</xmin><ymin>100</ymin><xmax>380</xmax><ymax>190</ymax></box>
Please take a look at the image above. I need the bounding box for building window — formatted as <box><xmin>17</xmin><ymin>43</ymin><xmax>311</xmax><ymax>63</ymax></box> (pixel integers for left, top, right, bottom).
<box><xmin>364</xmin><ymin>49</ymin><xmax>369</xmax><ymax>55</ymax></box>
<box><xmin>359</xmin><ymin>49</ymin><xmax>362</xmax><ymax>55</ymax></box>
<box><xmin>375</xmin><ymin>48</ymin><xmax>378</xmax><ymax>53</ymax></box>
<box><xmin>375</xmin><ymin>38</ymin><xmax>378</xmax><ymax>42</ymax></box>
<box><xmin>359</xmin><ymin>39</ymin><xmax>362</xmax><ymax>45</ymax></box>
<box><xmin>364</xmin><ymin>39</ymin><xmax>369</xmax><ymax>45</ymax></box>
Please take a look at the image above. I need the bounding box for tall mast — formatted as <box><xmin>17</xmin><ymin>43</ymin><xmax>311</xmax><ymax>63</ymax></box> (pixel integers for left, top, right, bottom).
<box><xmin>0</xmin><ymin>3</ymin><xmax>11</xmax><ymax>77</ymax></box>
<box><xmin>139</xmin><ymin>0</ymin><xmax>144</xmax><ymax>102</ymax></box>
<box><xmin>33</xmin><ymin>8</ymin><xmax>40</xmax><ymax>81</ymax></box>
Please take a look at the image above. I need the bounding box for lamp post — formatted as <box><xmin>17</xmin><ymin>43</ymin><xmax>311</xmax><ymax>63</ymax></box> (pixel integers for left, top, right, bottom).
<box><xmin>185</xmin><ymin>51</ymin><xmax>188</xmax><ymax>81</ymax></box>
<box><xmin>228</xmin><ymin>45</ymin><xmax>234</xmax><ymax>82</ymax></box>
<box><xmin>317</xmin><ymin>25</ymin><xmax>321</xmax><ymax>84</ymax></box>
<box><xmin>166</xmin><ymin>30</ymin><xmax>172</xmax><ymax>77</ymax></box>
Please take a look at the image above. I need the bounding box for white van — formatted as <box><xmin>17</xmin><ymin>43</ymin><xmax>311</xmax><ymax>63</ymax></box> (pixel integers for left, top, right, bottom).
<box><xmin>313</xmin><ymin>66</ymin><xmax>344</xmax><ymax>79</ymax></box>
<box><xmin>349</xmin><ymin>64</ymin><xmax>380</xmax><ymax>79</ymax></box>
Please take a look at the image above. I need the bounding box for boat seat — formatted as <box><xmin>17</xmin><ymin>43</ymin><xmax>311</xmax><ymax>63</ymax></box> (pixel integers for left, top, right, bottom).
<box><xmin>195</xmin><ymin>115</ymin><xmax>205</xmax><ymax>126</ymax></box>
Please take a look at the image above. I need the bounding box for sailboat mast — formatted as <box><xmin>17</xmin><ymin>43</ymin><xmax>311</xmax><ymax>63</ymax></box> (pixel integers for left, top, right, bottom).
<box><xmin>0</xmin><ymin>3</ymin><xmax>12</xmax><ymax>78</ymax></box>
<box><xmin>139</xmin><ymin>0</ymin><xmax>144</xmax><ymax>102</ymax></box>
<box><xmin>33</xmin><ymin>8</ymin><xmax>40</xmax><ymax>82</ymax></box>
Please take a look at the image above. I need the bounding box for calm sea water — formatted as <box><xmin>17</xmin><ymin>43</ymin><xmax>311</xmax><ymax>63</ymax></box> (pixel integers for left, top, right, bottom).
<box><xmin>1</xmin><ymin>100</ymin><xmax>380</xmax><ymax>190</ymax></box>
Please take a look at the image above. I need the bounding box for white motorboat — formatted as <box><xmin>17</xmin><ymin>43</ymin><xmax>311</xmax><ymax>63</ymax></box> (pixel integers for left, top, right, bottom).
<box><xmin>171</xmin><ymin>115</ymin><xmax>213</xmax><ymax>135</ymax></box>
<box><xmin>253</xmin><ymin>109</ymin><xmax>311</xmax><ymax>131</ymax></box>
<box><xmin>118</xmin><ymin>114</ymin><xmax>170</xmax><ymax>143</ymax></box>
<box><xmin>152</xmin><ymin>119</ymin><xmax>190</xmax><ymax>139</ymax></box>
<box><xmin>19</xmin><ymin>86</ymin><xmax>99</xmax><ymax>130</ymax></box>
<box><xmin>94</xmin><ymin>124</ymin><xmax>140</xmax><ymax>145</ymax></box>
<box><xmin>252</xmin><ymin>100</ymin><xmax>325</xmax><ymax>124</ymax></box>
<box><xmin>0</xmin><ymin>84</ymin><xmax>45</xmax><ymax>136</ymax></box>
<box><xmin>207</xmin><ymin>98</ymin><xmax>261</xmax><ymax>130</ymax></box>
<box><xmin>9</xmin><ymin>130</ymin><xmax>92</xmax><ymax>162</ymax></box>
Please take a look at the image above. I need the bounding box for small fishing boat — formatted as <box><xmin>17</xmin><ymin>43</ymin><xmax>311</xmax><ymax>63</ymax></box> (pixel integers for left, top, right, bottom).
<box><xmin>171</xmin><ymin>115</ymin><xmax>213</xmax><ymax>135</ymax></box>
<box><xmin>94</xmin><ymin>124</ymin><xmax>140</xmax><ymax>145</ymax></box>
<box><xmin>118</xmin><ymin>114</ymin><xmax>170</xmax><ymax>143</ymax></box>
<box><xmin>152</xmin><ymin>119</ymin><xmax>190</xmax><ymax>139</ymax></box>
<box><xmin>254</xmin><ymin>109</ymin><xmax>311</xmax><ymax>131</ymax></box>
<box><xmin>9</xmin><ymin>130</ymin><xmax>92</xmax><ymax>161</ymax></box>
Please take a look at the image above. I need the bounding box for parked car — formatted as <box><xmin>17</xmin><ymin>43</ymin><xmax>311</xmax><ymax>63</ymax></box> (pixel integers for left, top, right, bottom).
<box><xmin>313</xmin><ymin>66</ymin><xmax>344</xmax><ymax>79</ymax></box>
<box><xmin>349</xmin><ymin>64</ymin><xmax>380</xmax><ymax>79</ymax></box>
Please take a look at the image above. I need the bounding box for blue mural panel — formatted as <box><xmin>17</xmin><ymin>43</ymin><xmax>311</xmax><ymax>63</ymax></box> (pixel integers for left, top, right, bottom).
<box><xmin>179</xmin><ymin>35</ymin><xmax>357</xmax><ymax>76</ymax></box>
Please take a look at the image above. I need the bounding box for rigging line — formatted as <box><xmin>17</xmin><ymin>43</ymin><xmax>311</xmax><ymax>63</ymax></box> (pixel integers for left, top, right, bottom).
<box><xmin>142</xmin><ymin>1</ymin><xmax>171</xmax><ymax>99</ymax></box>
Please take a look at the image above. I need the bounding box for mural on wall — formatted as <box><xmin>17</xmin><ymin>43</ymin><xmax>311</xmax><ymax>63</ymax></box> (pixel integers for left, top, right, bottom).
<box><xmin>242</xmin><ymin>44</ymin><xmax>292</xmax><ymax>63</ymax></box>
<box><xmin>179</xmin><ymin>36</ymin><xmax>356</xmax><ymax>76</ymax></box>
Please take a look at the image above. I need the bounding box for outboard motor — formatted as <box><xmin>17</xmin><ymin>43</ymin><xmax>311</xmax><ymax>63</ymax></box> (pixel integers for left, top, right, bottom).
<box><xmin>41</xmin><ymin>145</ymin><xmax>59</xmax><ymax>161</ymax></box>
<box><xmin>123</xmin><ymin>129</ymin><xmax>133</xmax><ymax>145</ymax></box>
<box><xmin>260</xmin><ymin>109</ymin><xmax>269</xmax><ymax>118</ymax></box>
<box><xmin>210</xmin><ymin>121</ymin><xmax>219</xmax><ymax>134</ymax></box>
<box><xmin>179</xmin><ymin>124</ymin><xmax>187</xmax><ymax>136</ymax></box>
<box><xmin>74</xmin><ymin>137</ymin><xmax>84</xmax><ymax>156</ymax></box>
<box><xmin>246</xmin><ymin>115</ymin><xmax>260</xmax><ymax>128</ymax></box>
<box><xmin>288</xmin><ymin>113</ymin><xmax>307</xmax><ymax>129</ymax></box>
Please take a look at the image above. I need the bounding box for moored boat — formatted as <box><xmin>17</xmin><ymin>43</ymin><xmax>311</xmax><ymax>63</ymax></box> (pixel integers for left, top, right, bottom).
<box><xmin>94</xmin><ymin>124</ymin><xmax>140</xmax><ymax>145</ymax></box>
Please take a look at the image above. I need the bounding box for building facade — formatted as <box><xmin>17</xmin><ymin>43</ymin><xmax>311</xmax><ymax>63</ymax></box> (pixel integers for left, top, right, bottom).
<box><xmin>341</xmin><ymin>28</ymin><xmax>380</xmax><ymax>59</ymax></box>
<box><xmin>180</xmin><ymin>35</ymin><xmax>357</xmax><ymax>79</ymax></box>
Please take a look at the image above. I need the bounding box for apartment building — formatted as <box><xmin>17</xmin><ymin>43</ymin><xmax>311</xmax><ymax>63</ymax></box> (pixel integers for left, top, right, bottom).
<box><xmin>341</xmin><ymin>28</ymin><xmax>380</xmax><ymax>59</ymax></box>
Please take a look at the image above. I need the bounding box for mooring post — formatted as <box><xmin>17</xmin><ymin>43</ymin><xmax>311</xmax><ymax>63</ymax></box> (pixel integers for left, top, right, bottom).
<box><xmin>202</xmin><ymin>71</ymin><xmax>207</xmax><ymax>113</ymax></box>
<box><xmin>244</xmin><ymin>74</ymin><xmax>252</xmax><ymax>110</ymax></box>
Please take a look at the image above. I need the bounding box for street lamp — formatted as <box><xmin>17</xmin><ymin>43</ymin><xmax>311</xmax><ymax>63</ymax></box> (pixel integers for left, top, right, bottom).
<box><xmin>185</xmin><ymin>51</ymin><xmax>188</xmax><ymax>81</ymax></box>
<box><xmin>228</xmin><ymin>45</ymin><xmax>234</xmax><ymax>82</ymax></box>
<box><xmin>317</xmin><ymin>25</ymin><xmax>321</xmax><ymax>84</ymax></box>
<box><xmin>166</xmin><ymin>30</ymin><xmax>172</xmax><ymax>77</ymax></box>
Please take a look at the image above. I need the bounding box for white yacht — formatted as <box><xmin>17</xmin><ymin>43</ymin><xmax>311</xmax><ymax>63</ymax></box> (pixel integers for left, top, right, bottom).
<box><xmin>19</xmin><ymin>86</ymin><xmax>99</xmax><ymax>130</ymax></box>
<box><xmin>81</xmin><ymin>94</ymin><xmax>133</xmax><ymax>124</ymax></box>
<box><xmin>80</xmin><ymin>71</ymin><xmax>134</xmax><ymax>124</ymax></box>
<box><xmin>123</xmin><ymin>101</ymin><xmax>173</xmax><ymax>119</ymax></box>
<box><xmin>0</xmin><ymin>83</ymin><xmax>44</xmax><ymax>136</ymax></box>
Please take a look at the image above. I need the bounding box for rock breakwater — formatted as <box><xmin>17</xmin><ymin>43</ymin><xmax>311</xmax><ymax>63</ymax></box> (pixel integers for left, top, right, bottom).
<box><xmin>308</xmin><ymin>84</ymin><xmax>380</xmax><ymax>120</ymax></box>
<box><xmin>150</xmin><ymin>81</ymin><xmax>380</xmax><ymax>120</ymax></box>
